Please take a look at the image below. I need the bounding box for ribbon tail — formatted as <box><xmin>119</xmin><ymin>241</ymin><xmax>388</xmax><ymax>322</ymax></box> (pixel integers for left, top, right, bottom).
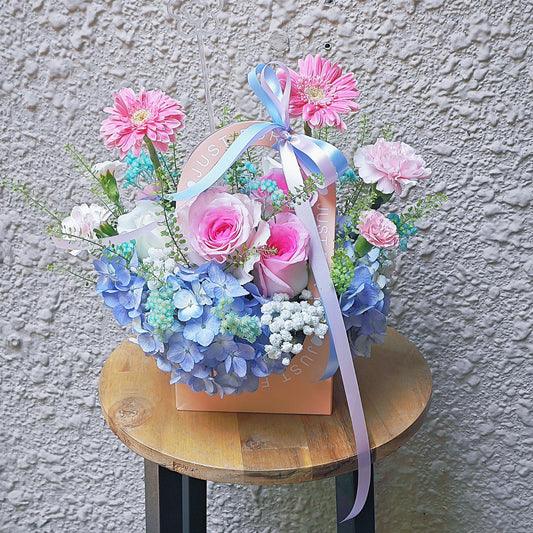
<box><xmin>317</xmin><ymin>339</ymin><xmax>339</xmax><ymax>381</ymax></box>
<box><xmin>316</xmin><ymin>306</ymin><xmax>339</xmax><ymax>381</ymax></box>
<box><xmin>280</xmin><ymin>141</ymin><xmax>371</xmax><ymax>522</ymax></box>
<box><xmin>167</xmin><ymin>122</ymin><xmax>278</xmax><ymax>202</ymax></box>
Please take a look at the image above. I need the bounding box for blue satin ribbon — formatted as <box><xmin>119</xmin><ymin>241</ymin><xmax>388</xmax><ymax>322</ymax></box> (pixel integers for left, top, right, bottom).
<box><xmin>168</xmin><ymin>63</ymin><xmax>371</xmax><ymax>522</ymax></box>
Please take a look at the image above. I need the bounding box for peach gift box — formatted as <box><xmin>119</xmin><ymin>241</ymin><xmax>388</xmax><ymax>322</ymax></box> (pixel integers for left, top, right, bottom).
<box><xmin>174</xmin><ymin>121</ymin><xmax>336</xmax><ymax>415</ymax></box>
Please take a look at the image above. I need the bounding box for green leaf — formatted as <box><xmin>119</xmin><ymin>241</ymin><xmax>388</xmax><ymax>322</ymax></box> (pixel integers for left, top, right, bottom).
<box><xmin>354</xmin><ymin>236</ymin><xmax>373</xmax><ymax>258</ymax></box>
<box><xmin>99</xmin><ymin>171</ymin><xmax>120</xmax><ymax>205</ymax></box>
<box><xmin>94</xmin><ymin>221</ymin><xmax>118</xmax><ymax>237</ymax></box>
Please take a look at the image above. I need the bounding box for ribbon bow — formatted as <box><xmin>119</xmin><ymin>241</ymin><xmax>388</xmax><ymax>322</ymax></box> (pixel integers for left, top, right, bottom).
<box><xmin>169</xmin><ymin>63</ymin><xmax>371</xmax><ymax>523</ymax></box>
<box><xmin>167</xmin><ymin>63</ymin><xmax>348</xmax><ymax>202</ymax></box>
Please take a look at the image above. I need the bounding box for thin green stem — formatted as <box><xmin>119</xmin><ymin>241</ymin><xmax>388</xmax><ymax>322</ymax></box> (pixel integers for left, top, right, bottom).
<box><xmin>48</xmin><ymin>264</ymin><xmax>95</xmax><ymax>284</ymax></box>
<box><xmin>144</xmin><ymin>136</ymin><xmax>162</xmax><ymax>171</ymax></box>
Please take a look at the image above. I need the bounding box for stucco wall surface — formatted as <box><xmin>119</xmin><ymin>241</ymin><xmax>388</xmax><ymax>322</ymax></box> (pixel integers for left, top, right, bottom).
<box><xmin>0</xmin><ymin>0</ymin><xmax>531</xmax><ymax>532</ymax></box>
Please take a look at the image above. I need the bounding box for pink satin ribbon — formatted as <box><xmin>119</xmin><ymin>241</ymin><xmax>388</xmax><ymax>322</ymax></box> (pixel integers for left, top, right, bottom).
<box><xmin>279</xmin><ymin>141</ymin><xmax>371</xmax><ymax>522</ymax></box>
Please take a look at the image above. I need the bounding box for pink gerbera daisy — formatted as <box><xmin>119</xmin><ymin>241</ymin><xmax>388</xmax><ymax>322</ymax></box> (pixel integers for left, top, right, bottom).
<box><xmin>100</xmin><ymin>87</ymin><xmax>186</xmax><ymax>158</ymax></box>
<box><xmin>279</xmin><ymin>55</ymin><xmax>360</xmax><ymax>131</ymax></box>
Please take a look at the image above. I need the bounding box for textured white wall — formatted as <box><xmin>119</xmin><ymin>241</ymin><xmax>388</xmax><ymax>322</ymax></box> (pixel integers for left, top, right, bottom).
<box><xmin>1</xmin><ymin>0</ymin><xmax>531</xmax><ymax>531</ymax></box>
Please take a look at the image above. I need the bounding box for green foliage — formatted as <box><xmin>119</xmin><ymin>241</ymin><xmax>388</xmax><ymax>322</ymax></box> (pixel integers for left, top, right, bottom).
<box><xmin>381</xmin><ymin>123</ymin><xmax>394</xmax><ymax>141</ymax></box>
<box><xmin>354</xmin><ymin>113</ymin><xmax>370</xmax><ymax>150</ymax></box>
<box><xmin>162</xmin><ymin>141</ymin><xmax>184</xmax><ymax>191</ymax></box>
<box><xmin>66</xmin><ymin>144</ymin><xmax>125</xmax><ymax>220</ymax></box>
<box><xmin>286</xmin><ymin>173</ymin><xmax>325</xmax><ymax>207</ymax></box>
<box><xmin>313</xmin><ymin>124</ymin><xmax>331</xmax><ymax>142</ymax></box>
<box><xmin>93</xmin><ymin>221</ymin><xmax>118</xmax><ymax>238</ymax></box>
<box><xmin>337</xmin><ymin>178</ymin><xmax>377</xmax><ymax>231</ymax></box>
<box><xmin>353</xmin><ymin>113</ymin><xmax>395</xmax><ymax>149</ymax></box>
<box><xmin>330</xmin><ymin>247</ymin><xmax>355</xmax><ymax>294</ymax></box>
<box><xmin>152</xmin><ymin>166</ymin><xmax>190</xmax><ymax>267</ymax></box>
<box><xmin>401</xmin><ymin>193</ymin><xmax>448</xmax><ymax>227</ymax></box>
<box><xmin>1</xmin><ymin>175</ymin><xmax>66</xmax><ymax>225</ymax></box>
<box><xmin>226</xmin><ymin>244</ymin><xmax>278</xmax><ymax>271</ymax></box>
<box><xmin>98</xmin><ymin>171</ymin><xmax>122</xmax><ymax>211</ymax></box>
<box><xmin>217</xmin><ymin>107</ymin><xmax>248</xmax><ymax>129</ymax></box>
<box><xmin>46</xmin><ymin>262</ymin><xmax>96</xmax><ymax>287</ymax></box>
<box><xmin>224</xmin><ymin>149</ymin><xmax>258</xmax><ymax>194</ymax></box>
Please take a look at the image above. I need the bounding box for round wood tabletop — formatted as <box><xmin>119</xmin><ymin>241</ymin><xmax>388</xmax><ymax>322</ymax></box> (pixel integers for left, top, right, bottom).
<box><xmin>99</xmin><ymin>329</ymin><xmax>432</xmax><ymax>485</ymax></box>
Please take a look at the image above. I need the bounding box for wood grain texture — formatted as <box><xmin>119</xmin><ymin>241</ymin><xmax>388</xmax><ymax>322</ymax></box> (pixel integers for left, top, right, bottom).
<box><xmin>99</xmin><ymin>328</ymin><xmax>432</xmax><ymax>485</ymax></box>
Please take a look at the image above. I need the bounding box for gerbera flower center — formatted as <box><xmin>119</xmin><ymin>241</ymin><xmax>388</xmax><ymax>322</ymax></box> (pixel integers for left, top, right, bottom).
<box><xmin>131</xmin><ymin>109</ymin><xmax>151</xmax><ymax>125</ymax></box>
<box><xmin>304</xmin><ymin>85</ymin><xmax>327</xmax><ymax>103</ymax></box>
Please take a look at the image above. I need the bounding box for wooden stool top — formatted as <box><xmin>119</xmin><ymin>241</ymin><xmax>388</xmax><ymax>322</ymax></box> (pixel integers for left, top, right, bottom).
<box><xmin>99</xmin><ymin>329</ymin><xmax>432</xmax><ymax>485</ymax></box>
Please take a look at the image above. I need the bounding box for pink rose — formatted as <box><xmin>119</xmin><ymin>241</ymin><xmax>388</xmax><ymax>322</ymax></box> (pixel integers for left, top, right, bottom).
<box><xmin>357</xmin><ymin>210</ymin><xmax>399</xmax><ymax>249</ymax></box>
<box><xmin>353</xmin><ymin>139</ymin><xmax>431</xmax><ymax>195</ymax></box>
<box><xmin>176</xmin><ymin>186</ymin><xmax>270</xmax><ymax>283</ymax></box>
<box><xmin>254</xmin><ymin>212</ymin><xmax>310</xmax><ymax>297</ymax></box>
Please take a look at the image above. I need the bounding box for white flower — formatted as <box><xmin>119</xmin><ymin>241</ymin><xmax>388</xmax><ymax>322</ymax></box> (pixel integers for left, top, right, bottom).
<box><xmin>282</xmin><ymin>357</ymin><xmax>291</xmax><ymax>366</ymax></box>
<box><xmin>269</xmin><ymin>333</ymin><xmax>282</xmax><ymax>347</ymax></box>
<box><xmin>261</xmin><ymin>314</ymin><xmax>272</xmax><ymax>326</ymax></box>
<box><xmin>303</xmin><ymin>325</ymin><xmax>314</xmax><ymax>336</ymax></box>
<box><xmin>314</xmin><ymin>323</ymin><xmax>328</xmax><ymax>338</ymax></box>
<box><xmin>261</xmin><ymin>302</ymin><xmax>273</xmax><ymax>314</ymax></box>
<box><xmin>265</xmin><ymin>345</ymin><xmax>281</xmax><ymax>359</ymax></box>
<box><xmin>300</xmin><ymin>289</ymin><xmax>312</xmax><ymax>300</ymax></box>
<box><xmin>269</xmin><ymin>319</ymin><xmax>282</xmax><ymax>333</ymax></box>
<box><xmin>291</xmin><ymin>344</ymin><xmax>303</xmax><ymax>355</ymax></box>
<box><xmin>117</xmin><ymin>200</ymin><xmax>169</xmax><ymax>259</ymax></box>
<box><xmin>281</xmin><ymin>330</ymin><xmax>292</xmax><ymax>342</ymax></box>
<box><xmin>93</xmin><ymin>160</ymin><xmax>128</xmax><ymax>180</ymax></box>
<box><xmin>281</xmin><ymin>342</ymin><xmax>293</xmax><ymax>353</ymax></box>
<box><xmin>61</xmin><ymin>203</ymin><xmax>111</xmax><ymax>255</ymax></box>
<box><xmin>280</xmin><ymin>309</ymin><xmax>291</xmax><ymax>320</ymax></box>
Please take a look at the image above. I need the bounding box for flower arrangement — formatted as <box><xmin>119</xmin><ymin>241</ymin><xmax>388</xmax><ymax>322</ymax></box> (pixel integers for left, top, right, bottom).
<box><xmin>4</xmin><ymin>54</ymin><xmax>444</xmax><ymax>399</ymax></box>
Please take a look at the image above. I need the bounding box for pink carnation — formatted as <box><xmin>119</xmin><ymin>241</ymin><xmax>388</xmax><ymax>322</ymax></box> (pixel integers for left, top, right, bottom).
<box><xmin>176</xmin><ymin>186</ymin><xmax>270</xmax><ymax>283</ymax></box>
<box><xmin>353</xmin><ymin>139</ymin><xmax>431</xmax><ymax>195</ymax></box>
<box><xmin>254</xmin><ymin>212</ymin><xmax>310</xmax><ymax>298</ymax></box>
<box><xmin>101</xmin><ymin>87</ymin><xmax>185</xmax><ymax>158</ymax></box>
<box><xmin>357</xmin><ymin>210</ymin><xmax>399</xmax><ymax>250</ymax></box>
<box><xmin>278</xmin><ymin>54</ymin><xmax>360</xmax><ymax>131</ymax></box>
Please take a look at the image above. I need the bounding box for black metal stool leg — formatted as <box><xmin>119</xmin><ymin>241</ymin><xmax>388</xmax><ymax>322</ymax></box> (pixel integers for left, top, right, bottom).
<box><xmin>145</xmin><ymin>459</ymin><xmax>207</xmax><ymax>533</ymax></box>
<box><xmin>335</xmin><ymin>464</ymin><xmax>375</xmax><ymax>533</ymax></box>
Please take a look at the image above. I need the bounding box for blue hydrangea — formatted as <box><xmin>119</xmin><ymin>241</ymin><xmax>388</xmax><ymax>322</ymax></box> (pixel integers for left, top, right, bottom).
<box><xmin>94</xmin><ymin>256</ymin><xmax>146</xmax><ymax>326</ymax></box>
<box><xmin>223</xmin><ymin>342</ymin><xmax>256</xmax><ymax>377</ymax></box>
<box><xmin>95</xmin><ymin>255</ymin><xmax>311</xmax><ymax>396</ymax></box>
<box><xmin>131</xmin><ymin>315</ymin><xmax>183</xmax><ymax>356</ymax></box>
<box><xmin>167</xmin><ymin>335</ymin><xmax>206</xmax><ymax>372</ymax></box>
<box><xmin>183</xmin><ymin>307</ymin><xmax>221</xmax><ymax>346</ymax></box>
<box><xmin>173</xmin><ymin>288</ymin><xmax>203</xmax><ymax>321</ymax></box>
<box><xmin>338</xmin><ymin>249</ymin><xmax>390</xmax><ymax>358</ymax></box>
<box><xmin>202</xmin><ymin>262</ymin><xmax>248</xmax><ymax>300</ymax></box>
